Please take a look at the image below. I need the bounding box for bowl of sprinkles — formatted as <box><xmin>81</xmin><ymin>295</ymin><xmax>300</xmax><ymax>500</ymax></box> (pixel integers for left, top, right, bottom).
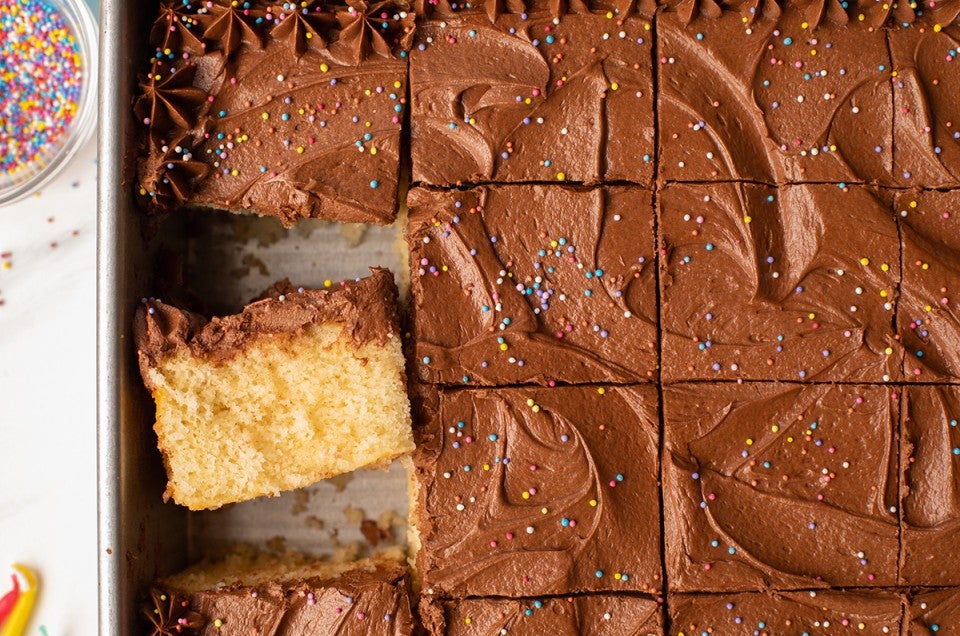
<box><xmin>0</xmin><ymin>0</ymin><xmax>97</xmax><ymax>206</ymax></box>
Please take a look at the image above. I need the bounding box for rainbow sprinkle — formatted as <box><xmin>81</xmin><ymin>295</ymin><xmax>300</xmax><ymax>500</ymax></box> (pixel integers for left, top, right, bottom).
<box><xmin>0</xmin><ymin>0</ymin><xmax>83</xmax><ymax>177</ymax></box>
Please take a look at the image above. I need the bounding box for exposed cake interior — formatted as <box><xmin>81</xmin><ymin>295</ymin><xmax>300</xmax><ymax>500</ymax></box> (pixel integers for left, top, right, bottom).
<box><xmin>162</xmin><ymin>548</ymin><xmax>406</xmax><ymax>593</ymax></box>
<box><xmin>136</xmin><ymin>268</ymin><xmax>414</xmax><ymax>511</ymax></box>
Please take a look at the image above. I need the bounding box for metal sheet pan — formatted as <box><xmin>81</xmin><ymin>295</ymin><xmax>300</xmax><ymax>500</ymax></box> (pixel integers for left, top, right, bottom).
<box><xmin>96</xmin><ymin>3</ymin><xmax>411</xmax><ymax>632</ymax></box>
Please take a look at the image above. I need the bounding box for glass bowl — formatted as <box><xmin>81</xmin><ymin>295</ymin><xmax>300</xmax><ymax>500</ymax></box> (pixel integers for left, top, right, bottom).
<box><xmin>0</xmin><ymin>0</ymin><xmax>99</xmax><ymax>206</ymax></box>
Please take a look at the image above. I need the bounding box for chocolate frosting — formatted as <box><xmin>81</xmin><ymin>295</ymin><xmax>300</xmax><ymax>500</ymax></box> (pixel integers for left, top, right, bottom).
<box><xmin>410</xmin><ymin>0</ymin><xmax>656</xmax><ymax>186</ymax></box>
<box><xmin>897</xmin><ymin>189</ymin><xmax>960</xmax><ymax>381</ymax></box>
<box><xmin>900</xmin><ymin>386</ymin><xmax>960</xmax><ymax>585</ymax></box>
<box><xmin>890</xmin><ymin>14</ymin><xmax>960</xmax><ymax>187</ymax></box>
<box><xmin>408</xmin><ymin>185</ymin><xmax>658</xmax><ymax>386</ymax></box>
<box><xmin>414</xmin><ymin>386</ymin><xmax>662</xmax><ymax>597</ymax></box>
<box><xmin>420</xmin><ymin>594</ymin><xmax>663</xmax><ymax>635</ymax></box>
<box><xmin>150</xmin><ymin>560</ymin><xmax>414</xmax><ymax>635</ymax></box>
<box><xmin>137</xmin><ymin>0</ymin><xmax>414</xmax><ymax>226</ymax></box>
<box><xmin>908</xmin><ymin>589</ymin><xmax>960</xmax><ymax>635</ymax></box>
<box><xmin>138</xmin><ymin>135</ymin><xmax>212</xmax><ymax>208</ymax></box>
<box><xmin>269</xmin><ymin>1</ymin><xmax>335</xmax><ymax>58</ymax></box>
<box><xmin>144</xmin><ymin>588</ymin><xmax>206</xmax><ymax>635</ymax></box>
<box><xmin>134</xmin><ymin>268</ymin><xmax>401</xmax><ymax>386</ymax></box>
<box><xmin>671</xmin><ymin>590</ymin><xmax>904</xmax><ymax>635</ymax></box>
<box><xmin>658</xmin><ymin>3</ymin><xmax>895</xmax><ymax>185</ymax></box>
<box><xmin>664</xmin><ymin>383</ymin><xmax>901</xmax><ymax>591</ymax></box>
<box><xmin>659</xmin><ymin>182</ymin><xmax>903</xmax><ymax>383</ymax></box>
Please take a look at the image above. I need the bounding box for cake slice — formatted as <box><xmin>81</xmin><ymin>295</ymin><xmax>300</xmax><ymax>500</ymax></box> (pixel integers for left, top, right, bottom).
<box><xmin>144</xmin><ymin>550</ymin><xmax>414</xmax><ymax>635</ymax></box>
<box><xmin>135</xmin><ymin>0</ymin><xmax>414</xmax><ymax>225</ymax></box>
<box><xmin>134</xmin><ymin>268</ymin><xmax>413</xmax><ymax>510</ymax></box>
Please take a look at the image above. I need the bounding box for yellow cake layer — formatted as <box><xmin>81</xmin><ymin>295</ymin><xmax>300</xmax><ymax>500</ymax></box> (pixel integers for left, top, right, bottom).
<box><xmin>148</xmin><ymin>323</ymin><xmax>413</xmax><ymax>510</ymax></box>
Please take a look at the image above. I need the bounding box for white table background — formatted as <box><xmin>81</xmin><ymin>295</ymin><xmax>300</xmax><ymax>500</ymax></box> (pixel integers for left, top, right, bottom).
<box><xmin>1</xmin><ymin>2</ymin><xmax>99</xmax><ymax>632</ymax></box>
<box><xmin>0</xmin><ymin>139</ymin><xmax>98</xmax><ymax>634</ymax></box>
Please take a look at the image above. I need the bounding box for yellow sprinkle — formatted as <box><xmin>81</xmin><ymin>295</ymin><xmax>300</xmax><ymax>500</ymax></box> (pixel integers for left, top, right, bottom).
<box><xmin>324</xmin><ymin>279</ymin><xmax>332</xmax><ymax>287</ymax></box>
<box><xmin>858</xmin><ymin>12</ymin><xmax>866</xmax><ymax>20</ymax></box>
<box><xmin>808</xmin><ymin>313</ymin><xmax>816</xmax><ymax>320</ymax></box>
<box><xmin>860</xmin><ymin>257</ymin><xmax>870</xmax><ymax>266</ymax></box>
<box><xmin>743</xmin><ymin>215</ymin><xmax>752</xmax><ymax>224</ymax></box>
<box><xmin>881</xmin><ymin>263</ymin><xmax>889</xmax><ymax>272</ymax></box>
<box><xmin>500</xmin><ymin>343</ymin><xmax>509</xmax><ymax>351</ymax></box>
<box><xmin>298</xmin><ymin>108</ymin><xmax>305</xmax><ymax>115</ymax></box>
<box><xmin>527</xmin><ymin>399</ymin><xmax>535</xmax><ymax>406</ymax></box>
<box><xmin>746</xmin><ymin>438</ymin><xmax>753</xmax><ymax>446</ymax></box>
<box><xmin>483</xmin><ymin>464</ymin><xmax>490</xmax><ymax>471</ymax></box>
<box><xmin>365</xmin><ymin>89</ymin><xmax>372</xmax><ymax>96</ymax></box>
<box><xmin>909</xmin><ymin>200</ymin><xmax>918</xmax><ymax>208</ymax></box>
<box><xmin>550</xmin><ymin>240</ymin><xmax>558</xmax><ymax>248</ymax></box>
<box><xmin>589</xmin><ymin>499</ymin><xmax>598</xmax><ymax>507</ymax></box>
<box><xmin>787</xmin><ymin>436</ymin><xmax>794</xmax><ymax>443</ymax></box>
<box><xmin>214</xmin><ymin>619</ymin><xmax>223</xmax><ymax>628</ymax></box>
<box><xmin>597</xmin><ymin>387</ymin><xmax>605</xmax><ymax>395</ymax></box>
<box><xmin>810</xmin><ymin>49</ymin><xmax>817</xmax><ymax>56</ymax></box>
<box><xmin>464</xmin><ymin>617</ymin><xmax>472</xmax><ymax>625</ymax></box>
<box><xmin>306</xmin><ymin>32</ymin><xmax>313</xmax><ymax>39</ymax></box>
<box><xmin>880</xmin><ymin>290</ymin><xmax>888</xmax><ymax>298</ymax></box>
<box><xmin>139</xmin><ymin>188</ymin><xmax>147</xmax><ymax>196</ymax></box>
<box><xmin>829</xmin><ymin>144</ymin><xmax>837</xmax><ymax>152</ymax></box>
<box><xmin>441</xmin><ymin>265</ymin><xmax>449</xmax><ymax>272</ymax></box>
<box><xmin>922</xmin><ymin>263</ymin><xmax>929</xmax><ymax>270</ymax></box>
<box><xmin>771</xmin><ymin>425</ymin><xmax>779</xmax><ymax>432</ymax></box>
<box><xmin>934</xmin><ymin>23</ymin><xmax>942</xmax><ymax>32</ymax></box>
<box><xmin>541</xmin><ymin>507</ymin><xmax>548</xmax><ymax>514</ymax></box>
<box><xmin>606</xmin><ymin>10</ymin><xmax>613</xmax><ymax>18</ymax></box>
<box><xmin>320</xmin><ymin>63</ymin><xmax>329</xmax><ymax>72</ymax></box>
<box><xmin>556</xmin><ymin>172</ymin><xmax>566</xmax><ymax>181</ymax></box>
<box><xmin>925</xmin><ymin>304</ymin><xmax>933</xmax><ymax>312</ymax></box>
<box><xmin>885</xmin><ymin>347</ymin><xmax>894</xmax><ymax>355</ymax></box>
<box><xmin>891</xmin><ymin>70</ymin><xmax>898</xmax><ymax>78</ymax></box>
<box><xmin>610</xmin><ymin>82</ymin><xmax>619</xmax><ymax>91</ymax></box>
<box><xmin>522</xmin><ymin>491</ymin><xmax>530</xmax><ymax>499</ymax></box>
<box><xmin>614</xmin><ymin>572</ymin><xmax>622</xmax><ymax>580</ymax></box>
<box><xmin>468</xmin><ymin>117</ymin><xmax>476</xmax><ymax>125</ymax></box>
<box><xmin>532</xmin><ymin>405</ymin><xmax>540</xmax><ymax>412</ymax></box>
<box><xmin>297</xmin><ymin>146</ymin><xmax>305</xmax><ymax>154</ymax></box>
<box><xmin>370</xmin><ymin>146</ymin><xmax>378</xmax><ymax>155</ymax></box>
<box><xmin>394</xmin><ymin>80</ymin><xmax>402</xmax><ymax>88</ymax></box>
<box><xmin>801</xmin><ymin>21</ymin><xmax>809</xmax><ymax>28</ymax></box>
<box><xmin>365</xmin><ymin>121</ymin><xmax>372</xmax><ymax>127</ymax></box>
<box><xmin>261</xmin><ymin>112</ymin><xmax>269</xmax><ymax>120</ymax></box>
<box><xmin>524</xmin><ymin>97</ymin><xmax>532</xmax><ymax>105</ymax></box>
<box><xmin>644</xmin><ymin>22</ymin><xmax>651</xmax><ymax>30</ymax></box>
<box><xmin>230</xmin><ymin>169</ymin><xmax>239</xmax><ymax>177</ymax></box>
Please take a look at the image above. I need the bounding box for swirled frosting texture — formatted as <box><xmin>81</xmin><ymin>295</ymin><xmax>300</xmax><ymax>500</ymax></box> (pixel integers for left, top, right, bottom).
<box><xmin>657</xmin><ymin>3</ymin><xmax>894</xmax><ymax>184</ymax></box>
<box><xmin>659</xmin><ymin>182</ymin><xmax>902</xmax><ymax>382</ymax></box>
<box><xmin>136</xmin><ymin>0</ymin><xmax>412</xmax><ymax>226</ymax></box>
<box><xmin>670</xmin><ymin>590</ymin><xmax>904</xmax><ymax>635</ymax></box>
<box><xmin>897</xmin><ymin>189</ymin><xmax>960</xmax><ymax>381</ymax></box>
<box><xmin>900</xmin><ymin>386</ymin><xmax>960</xmax><ymax>585</ymax></box>
<box><xmin>420</xmin><ymin>594</ymin><xmax>663</xmax><ymax>635</ymax></box>
<box><xmin>890</xmin><ymin>8</ymin><xmax>960</xmax><ymax>186</ymax></box>
<box><xmin>414</xmin><ymin>386</ymin><xmax>662</xmax><ymax>597</ymax></box>
<box><xmin>664</xmin><ymin>383</ymin><xmax>900</xmax><ymax>591</ymax></box>
<box><xmin>408</xmin><ymin>185</ymin><xmax>658</xmax><ymax>386</ymax></box>
<box><xmin>908</xmin><ymin>589</ymin><xmax>960</xmax><ymax>635</ymax></box>
<box><xmin>409</xmin><ymin>1</ymin><xmax>655</xmax><ymax>185</ymax></box>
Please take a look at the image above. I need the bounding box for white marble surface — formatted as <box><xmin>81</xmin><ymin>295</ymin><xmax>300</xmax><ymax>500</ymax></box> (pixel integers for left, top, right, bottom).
<box><xmin>0</xmin><ymin>139</ymin><xmax>99</xmax><ymax>634</ymax></box>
